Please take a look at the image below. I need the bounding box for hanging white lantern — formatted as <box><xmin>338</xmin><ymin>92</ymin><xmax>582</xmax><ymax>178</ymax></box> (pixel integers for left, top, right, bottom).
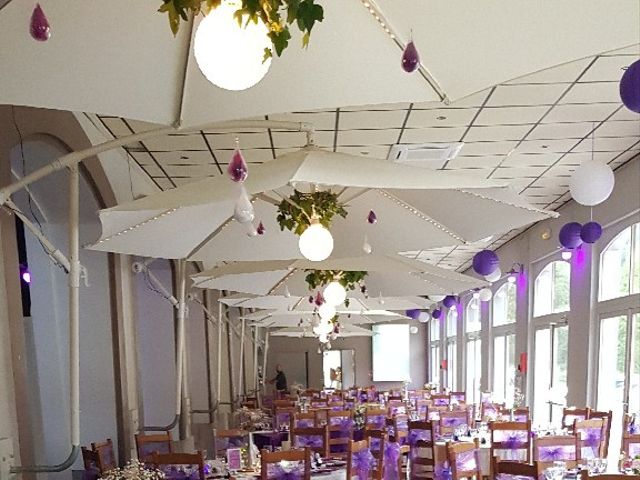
<box><xmin>193</xmin><ymin>1</ymin><xmax>272</xmax><ymax>91</ymax></box>
<box><xmin>430</xmin><ymin>295</ymin><xmax>446</xmax><ymax>302</ymax></box>
<box><xmin>299</xmin><ymin>221</ymin><xmax>334</xmax><ymax>261</ymax></box>
<box><xmin>318</xmin><ymin>303</ymin><xmax>337</xmax><ymax>320</ymax></box>
<box><xmin>323</xmin><ymin>281</ymin><xmax>347</xmax><ymax>306</ymax></box>
<box><xmin>569</xmin><ymin>160</ymin><xmax>615</xmax><ymax>206</ymax></box>
<box><xmin>313</xmin><ymin>320</ymin><xmax>333</xmax><ymax>336</ymax></box>
<box><xmin>484</xmin><ymin>268</ymin><xmax>502</xmax><ymax>283</ymax></box>
<box><xmin>478</xmin><ymin>288</ymin><xmax>493</xmax><ymax>302</ymax></box>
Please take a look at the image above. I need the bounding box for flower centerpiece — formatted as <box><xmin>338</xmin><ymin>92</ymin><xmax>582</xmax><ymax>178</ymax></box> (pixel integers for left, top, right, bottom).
<box><xmin>100</xmin><ymin>460</ymin><xmax>165</xmax><ymax>480</ymax></box>
<box><xmin>305</xmin><ymin>270</ymin><xmax>368</xmax><ymax>307</ymax></box>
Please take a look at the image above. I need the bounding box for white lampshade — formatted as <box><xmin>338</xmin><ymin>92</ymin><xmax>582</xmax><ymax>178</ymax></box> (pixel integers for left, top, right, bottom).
<box><xmin>430</xmin><ymin>295</ymin><xmax>446</xmax><ymax>302</ymax></box>
<box><xmin>318</xmin><ymin>333</ymin><xmax>329</xmax><ymax>343</ymax></box>
<box><xmin>193</xmin><ymin>1</ymin><xmax>272</xmax><ymax>91</ymax></box>
<box><xmin>318</xmin><ymin>303</ymin><xmax>337</xmax><ymax>320</ymax></box>
<box><xmin>323</xmin><ymin>281</ymin><xmax>347</xmax><ymax>306</ymax></box>
<box><xmin>313</xmin><ymin>320</ymin><xmax>333</xmax><ymax>336</ymax></box>
<box><xmin>484</xmin><ymin>268</ymin><xmax>502</xmax><ymax>283</ymax></box>
<box><xmin>299</xmin><ymin>222</ymin><xmax>334</xmax><ymax>261</ymax></box>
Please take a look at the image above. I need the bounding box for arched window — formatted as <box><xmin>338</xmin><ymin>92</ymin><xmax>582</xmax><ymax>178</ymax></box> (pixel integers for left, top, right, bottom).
<box><xmin>429</xmin><ymin>318</ymin><xmax>440</xmax><ymax>384</ymax></box>
<box><xmin>493</xmin><ymin>282</ymin><xmax>516</xmax><ymax>326</ymax></box>
<box><xmin>445</xmin><ymin>308</ymin><xmax>458</xmax><ymax>389</ymax></box>
<box><xmin>465</xmin><ymin>297</ymin><xmax>482</xmax><ymax>405</ymax></box>
<box><xmin>465</xmin><ymin>298</ymin><xmax>481</xmax><ymax>333</ymax></box>
<box><xmin>599</xmin><ymin>222</ymin><xmax>640</xmax><ymax>301</ymax></box>
<box><xmin>533</xmin><ymin>261</ymin><xmax>570</xmax><ymax>317</ymax></box>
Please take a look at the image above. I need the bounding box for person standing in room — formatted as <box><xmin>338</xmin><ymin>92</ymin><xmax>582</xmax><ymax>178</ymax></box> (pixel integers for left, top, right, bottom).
<box><xmin>269</xmin><ymin>364</ymin><xmax>288</xmax><ymax>396</ymax></box>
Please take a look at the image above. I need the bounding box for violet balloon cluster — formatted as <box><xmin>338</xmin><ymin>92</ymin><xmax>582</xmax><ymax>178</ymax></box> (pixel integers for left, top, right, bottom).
<box><xmin>558</xmin><ymin>221</ymin><xmax>603</xmax><ymax>250</ymax></box>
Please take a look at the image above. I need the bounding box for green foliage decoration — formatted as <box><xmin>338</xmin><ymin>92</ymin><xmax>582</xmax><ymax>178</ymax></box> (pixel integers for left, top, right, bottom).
<box><xmin>159</xmin><ymin>0</ymin><xmax>324</xmax><ymax>60</ymax></box>
<box><xmin>276</xmin><ymin>190</ymin><xmax>347</xmax><ymax>236</ymax></box>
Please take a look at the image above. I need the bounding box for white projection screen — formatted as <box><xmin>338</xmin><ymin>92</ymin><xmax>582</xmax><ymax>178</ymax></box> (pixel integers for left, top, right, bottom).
<box><xmin>372</xmin><ymin>324</ymin><xmax>410</xmax><ymax>381</ymax></box>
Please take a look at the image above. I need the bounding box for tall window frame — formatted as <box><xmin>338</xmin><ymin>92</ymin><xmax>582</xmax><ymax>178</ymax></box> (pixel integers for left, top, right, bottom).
<box><xmin>445</xmin><ymin>307</ymin><xmax>458</xmax><ymax>390</ymax></box>
<box><xmin>429</xmin><ymin>316</ymin><xmax>441</xmax><ymax>386</ymax></box>
<box><xmin>465</xmin><ymin>297</ymin><xmax>482</xmax><ymax>405</ymax></box>
<box><xmin>491</xmin><ymin>281</ymin><xmax>517</xmax><ymax>407</ymax></box>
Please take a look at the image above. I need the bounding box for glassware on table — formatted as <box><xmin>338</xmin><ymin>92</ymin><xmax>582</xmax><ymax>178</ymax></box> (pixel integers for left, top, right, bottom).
<box><xmin>544</xmin><ymin>462</ymin><xmax>566</xmax><ymax>480</ymax></box>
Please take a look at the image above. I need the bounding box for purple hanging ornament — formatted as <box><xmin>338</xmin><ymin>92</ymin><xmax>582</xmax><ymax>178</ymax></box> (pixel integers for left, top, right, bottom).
<box><xmin>314</xmin><ymin>291</ymin><xmax>324</xmax><ymax>307</ymax></box>
<box><xmin>405</xmin><ymin>309</ymin><xmax>421</xmax><ymax>320</ymax></box>
<box><xmin>227</xmin><ymin>148</ymin><xmax>248</xmax><ymax>183</ymax></box>
<box><xmin>257</xmin><ymin>221</ymin><xmax>265</xmax><ymax>235</ymax></box>
<box><xmin>620</xmin><ymin>59</ymin><xmax>640</xmax><ymax>114</ymax></box>
<box><xmin>308</xmin><ymin>295</ymin><xmax>314</xmax><ymax>304</ymax></box>
<box><xmin>367</xmin><ymin>210</ymin><xmax>378</xmax><ymax>224</ymax></box>
<box><xmin>559</xmin><ymin>222</ymin><xmax>583</xmax><ymax>249</ymax></box>
<box><xmin>401</xmin><ymin>41</ymin><xmax>420</xmax><ymax>73</ymax></box>
<box><xmin>442</xmin><ymin>295</ymin><xmax>456</xmax><ymax>309</ymax></box>
<box><xmin>30</xmin><ymin>4</ymin><xmax>51</xmax><ymax>42</ymax></box>
<box><xmin>431</xmin><ymin>309</ymin><xmax>442</xmax><ymax>320</ymax></box>
<box><xmin>580</xmin><ymin>221</ymin><xmax>602</xmax><ymax>244</ymax></box>
<box><xmin>472</xmin><ymin>250</ymin><xmax>499</xmax><ymax>276</ymax></box>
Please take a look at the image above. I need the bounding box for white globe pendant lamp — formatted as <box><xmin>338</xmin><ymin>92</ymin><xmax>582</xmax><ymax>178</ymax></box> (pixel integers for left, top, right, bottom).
<box><xmin>313</xmin><ymin>320</ymin><xmax>333</xmax><ymax>336</ymax></box>
<box><xmin>299</xmin><ymin>220</ymin><xmax>334</xmax><ymax>261</ymax></box>
<box><xmin>323</xmin><ymin>281</ymin><xmax>347</xmax><ymax>306</ymax></box>
<box><xmin>193</xmin><ymin>1</ymin><xmax>272</xmax><ymax>91</ymax></box>
<box><xmin>318</xmin><ymin>303</ymin><xmax>337</xmax><ymax>320</ymax></box>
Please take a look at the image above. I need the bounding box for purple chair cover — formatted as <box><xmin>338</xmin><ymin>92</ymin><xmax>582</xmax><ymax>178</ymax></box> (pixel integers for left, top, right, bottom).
<box><xmin>367</xmin><ymin>415</ymin><xmax>386</xmax><ymax>429</ymax></box>
<box><xmin>538</xmin><ymin>445</ymin><xmax>576</xmax><ymax>462</ymax></box>
<box><xmin>627</xmin><ymin>418</ymin><xmax>638</xmax><ymax>434</ymax></box>
<box><xmin>311</xmin><ymin>402</ymin><xmax>327</xmax><ymax>408</ymax></box>
<box><xmin>577</xmin><ymin>427</ymin><xmax>602</xmax><ymax>459</ymax></box>
<box><xmin>295</xmin><ymin>434</ymin><xmax>323</xmax><ymax>449</ymax></box>
<box><xmin>352</xmin><ymin>448</ymin><xmax>375</xmax><ymax>480</ymax></box>
<box><xmin>434</xmin><ymin>463</ymin><xmax>452</xmax><ymax>480</ymax></box>
<box><xmin>493</xmin><ymin>430</ymin><xmax>529</xmax><ymax>461</ymax></box>
<box><xmin>496</xmin><ymin>475</ymin><xmax>536</xmax><ymax>480</ymax></box>
<box><xmin>276</xmin><ymin>412</ymin><xmax>292</xmax><ymax>427</ymax></box>
<box><xmin>253</xmin><ymin>431</ymin><xmax>289</xmax><ymax>451</ymax></box>
<box><xmin>455</xmin><ymin>450</ymin><xmax>478</xmax><ymax>472</ymax></box>
<box><xmin>383</xmin><ymin>442</ymin><xmax>401</xmax><ymax>480</ymax></box>
<box><xmin>563</xmin><ymin>414</ymin><xmax>586</xmax><ymax>426</ymax></box>
<box><xmin>330</xmin><ymin>417</ymin><xmax>353</xmax><ymax>431</ymax></box>
<box><xmin>513</xmin><ymin>414</ymin><xmax>528</xmax><ymax>422</ymax></box>
<box><xmin>369</xmin><ymin>437</ymin><xmax>382</xmax><ymax>452</ymax></box>
<box><xmin>628</xmin><ymin>442</ymin><xmax>640</xmax><ymax>457</ymax></box>
<box><xmin>266</xmin><ymin>462</ymin><xmax>305</xmax><ymax>480</ymax></box>
<box><xmin>159</xmin><ymin>465</ymin><xmax>201</xmax><ymax>480</ymax></box>
<box><xmin>408</xmin><ymin>429</ymin><xmax>432</xmax><ymax>461</ymax></box>
<box><xmin>433</xmin><ymin>398</ymin><xmax>449</xmax><ymax>407</ymax></box>
<box><xmin>441</xmin><ymin>417</ymin><xmax>466</xmax><ymax>428</ymax></box>
<box><xmin>139</xmin><ymin>441</ymin><xmax>171</xmax><ymax>460</ymax></box>
<box><xmin>295</xmin><ymin>419</ymin><xmax>315</xmax><ymax>428</ymax></box>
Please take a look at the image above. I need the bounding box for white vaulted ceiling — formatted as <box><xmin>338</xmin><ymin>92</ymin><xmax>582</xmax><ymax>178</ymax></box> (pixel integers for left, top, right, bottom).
<box><xmin>91</xmin><ymin>46</ymin><xmax>640</xmax><ymax>271</ymax></box>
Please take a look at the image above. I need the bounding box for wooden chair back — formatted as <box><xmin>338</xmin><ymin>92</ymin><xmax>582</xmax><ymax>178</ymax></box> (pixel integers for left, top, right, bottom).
<box><xmin>347</xmin><ymin>439</ymin><xmax>373</xmax><ymax>480</ymax></box>
<box><xmin>135</xmin><ymin>432</ymin><xmax>172</xmax><ymax>463</ymax></box>
<box><xmin>274</xmin><ymin>407</ymin><xmax>297</xmax><ymax>429</ymax></box>
<box><xmin>588</xmin><ymin>410</ymin><xmax>612</xmax><ymax>457</ymax></box>
<box><xmin>431</xmin><ymin>394</ymin><xmax>450</xmax><ymax>407</ymax></box>
<box><xmin>82</xmin><ymin>447</ymin><xmax>102</xmax><ymax>474</ymax></box>
<box><xmin>498</xmin><ymin>407</ymin><xmax>530</xmax><ymax>422</ymax></box>
<box><xmin>292</xmin><ymin>412</ymin><xmax>317</xmax><ymax>429</ymax></box>
<box><xmin>439</xmin><ymin>410</ymin><xmax>469</xmax><ymax>438</ymax></box>
<box><xmin>91</xmin><ymin>438</ymin><xmax>117</xmax><ymax>472</ymax></box>
<box><xmin>493</xmin><ymin>459</ymin><xmax>537</xmax><ymax>480</ymax></box>
<box><xmin>415</xmin><ymin>400</ymin><xmax>430</xmax><ymax>420</ymax></box>
<box><xmin>622</xmin><ymin>434</ymin><xmax>640</xmax><ymax>459</ymax></box>
<box><xmin>480</xmin><ymin>402</ymin><xmax>504</xmax><ymax>421</ymax></box>
<box><xmin>152</xmin><ymin>451</ymin><xmax>205</xmax><ymax>480</ymax></box>
<box><xmin>489</xmin><ymin>421</ymin><xmax>531</xmax><ymax>464</ymax></box>
<box><xmin>575</xmin><ymin>418</ymin><xmax>607</xmax><ymax>459</ymax></box>
<box><xmin>365</xmin><ymin>408</ymin><xmax>388</xmax><ymax>431</ymax></box>
<box><xmin>291</xmin><ymin>426</ymin><xmax>329</xmax><ymax>458</ymax></box>
<box><xmin>533</xmin><ymin>434</ymin><xmax>579</xmax><ymax>472</ymax></box>
<box><xmin>562</xmin><ymin>407</ymin><xmax>590</xmax><ymax>431</ymax></box>
<box><xmin>450</xmin><ymin>392</ymin><xmax>466</xmax><ymax>405</ymax></box>
<box><xmin>386</xmin><ymin>414</ymin><xmax>409</xmax><ymax>445</ymax></box>
<box><xmin>447</xmin><ymin>439</ymin><xmax>481</xmax><ymax>480</ymax></box>
<box><xmin>623</xmin><ymin>413</ymin><xmax>639</xmax><ymax>436</ymax></box>
<box><xmin>580</xmin><ymin>472</ymin><xmax>640</xmax><ymax>480</ymax></box>
<box><xmin>408</xmin><ymin>421</ymin><xmax>436</xmax><ymax>480</ymax></box>
<box><xmin>213</xmin><ymin>429</ymin><xmax>250</xmax><ymax>459</ymax></box>
<box><xmin>328</xmin><ymin>410</ymin><xmax>354</xmax><ymax>459</ymax></box>
<box><xmin>364</xmin><ymin>430</ymin><xmax>386</xmax><ymax>480</ymax></box>
<box><xmin>260</xmin><ymin>448</ymin><xmax>311</xmax><ymax>480</ymax></box>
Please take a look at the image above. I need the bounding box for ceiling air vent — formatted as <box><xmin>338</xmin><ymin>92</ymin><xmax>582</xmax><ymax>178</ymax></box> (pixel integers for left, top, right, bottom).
<box><xmin>388</xmin><ymin>142</ymin><xmax>464</xmax><ymax>169</ymax></box>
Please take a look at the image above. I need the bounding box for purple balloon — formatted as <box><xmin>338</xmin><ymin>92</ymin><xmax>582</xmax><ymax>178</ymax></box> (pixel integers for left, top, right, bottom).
<box><xmin>472</xmin><ymin>250</ymin><xmax>499</xmax><ymax>276</ymax></box>
<box><xmin>580</xmin><ymin>221</ymin><xmax>602</xmax><ymax>244</ymax></box>
<box><xmin>620</xmin><ymin>59</ymin><xmax>640</xmax><ymax>114</ymax></box>
<box><xmin>401</xmin><ymin>41</ymin><xmax>420</xmax><ymax>73</ymax></box>
<box><xmin>431</xmin><ymin>309</ymin><xmax>442</xmax><ymax>320</ymax></box>
<box><xmin>559</xmin><ymin>222</ymin><xmax>583</xmax><ymax>249</ymax></box>
<box><xmin>405</xmin><ymin>309</ymin><xmax>421</xmax><ymax>320</ymax></box>
<box><xmin>442</xmin><ymin>295</ymin><xmax>456</xmax><ymax>309</ymax></box>
<box><xmin>30</xmin><ymin>4</ymin><xmax>50</xmax><ymax>42</ymax></box>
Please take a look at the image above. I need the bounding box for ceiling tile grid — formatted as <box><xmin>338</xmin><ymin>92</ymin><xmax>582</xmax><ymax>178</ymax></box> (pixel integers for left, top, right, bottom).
<box><xmin>95</xmin><ymin>46</ymin><xmax>639</xmax><ymax>272</ymax></box>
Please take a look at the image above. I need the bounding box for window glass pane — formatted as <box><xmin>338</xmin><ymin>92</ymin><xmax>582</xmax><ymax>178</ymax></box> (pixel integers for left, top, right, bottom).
<box><xmin>430</xmin><ymin>318</ymin><xmax>440</xmax><ymax>341</ymax></box>
<box><xmin>493</xmin><ymin>335</ymin><xmax>506</xmax><ymax>403</ymax></box>
<box><xmin>447</xmin><ymin>340</ymin><xmax>457</xmax><ymax>390</ymax></box>
<box><xmin>534</xmin><ymin>261</ymin><xmax>570</xmax><ymax>316</ymax></box>
<box><xmin>630</xmin><ymin>313</ymin><xmax>640</xmax><ymax>415</ymax></box>
<box><xmin>505</xmin><ymin>334</ymin><xmax>516</xmax><ymax>407</ymax></box>
<box><xmin>552</xmin><ymin>326</ymin><xmax>569</xmax><ymax>424</ymax></box>
<box><xmin>466</xmin><ymin>298</ymin><xmax>481</xmax><ymax>333</ymax></box>
<box><xmin>534</xmin><ymin>329</ymin><xmax>552</xmax><ymax>426</ymax></box>
<box><xmin>597</xmin><ymin>316</ymin><xmax>627</xmax><ymax>434</ymax></box>
<box><xmin>430</xmin><ymin>345</ymin><xmax>440</xmax><ymax>384</ymax></box>
<box><xmin>466</xmin><ymin>338</ymin><xmax>481</xmax><ymax>405</ymax></box>
<box><xmin>632</xmin><ymin>224</ymin><xmax>640</xmax><ymax>295</ymax></box>
<box><xmin>493</xmin><ymin>283</ymin><xmax>516</xmax><ymax>326</ymax></box>
<box><xmin>447</xmin><ymin>309</ymin><xmax>458</xmax><ymax>337</ymax></box>
<box><xmin>599</xmin><ymin>227</ymin><xmax>632</xmax><ymax>301</ymax></box>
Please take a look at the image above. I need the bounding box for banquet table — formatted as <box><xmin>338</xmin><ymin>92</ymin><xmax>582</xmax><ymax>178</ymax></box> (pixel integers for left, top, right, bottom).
<box><xmin>231</xmin><ymin>467</ymin><xmax>346</xmax><ymax>480</ymax></box>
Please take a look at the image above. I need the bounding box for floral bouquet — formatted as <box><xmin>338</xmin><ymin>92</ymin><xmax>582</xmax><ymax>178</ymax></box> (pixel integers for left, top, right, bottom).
<box><xmin>99</xmin><ymin>460</ymin><xmax>165</xmax><ymax>480</ymax></box>
<box><xmin>621</xmin><ymin>454</ymin><xmax>640</xmax><ymax>474</ymax></box>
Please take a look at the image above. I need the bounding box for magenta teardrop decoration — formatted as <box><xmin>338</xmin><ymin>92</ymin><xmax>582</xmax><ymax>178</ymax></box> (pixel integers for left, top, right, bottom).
<box><xmin>308</xmin><ymin>296</ymin><xmax>314</xmax><ymax>304</ymax></box>
<box><xmin>367</xmin><ymin>210</ymin><xmax>377</xmax><ymax>224</ymax></box>
<box><xmin>257</xmin><ymin>221</ymin><xmax>265</xmax><ymax>235</ymax></box>
<box><xmin>401</xmin><ymin>41</ymin><xmax>420</xmax><ymax>73</ymax></box>
<box><xmin>314</xmin><ymin>292</ymin><xmax>324</xmax><ymax>307</ymax></box>
<box><xmin>227</xmin><ymin>149</ymin><xmax>248</xmax><ymax>183</ymax></box>
<box><xmin>30</xmin><ymin>4</ymin><xmax>51</xmax><ymax>42</ymax></box>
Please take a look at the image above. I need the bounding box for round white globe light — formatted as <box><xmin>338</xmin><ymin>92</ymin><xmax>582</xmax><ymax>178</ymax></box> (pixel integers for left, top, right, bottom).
<box><xmin>409</xmin><ymin>325</ymin><xmax>419</xmax><ymax>334</ymax></box>
<box><xmin>561</xmin><ymin>250</ymin><xmax>572</xmax><ymax>261</ymax></box>
<box><xmin>318</xmin><ymin>333</ymin><xmax>329</xmax><ymax>344</ymax></box>
<box><xmin>472</xmin><ymin>291</ymin><xmax>480</xmax><ymax>300</ymax></box>
<box><xmin>478</xmin><ymin>288</ymin><xmax>493</xmax><ymax>302</ymax></box>
<box><xmin>318</xmin><ymin>303</ymin><xmax>337</xmax><ymax>321</ymax></box>
<box><xmin>299</xmin><ymin>222</ymin><xmax>334</xmax><ymax>261</ymax></box>
<box><xmin>313</xmin><ymin>320</ymin><xmax>333</xmax><ymax>336</ymax></box>
<box><xmin>193</xmin><ymin>1</ymin><xmax>272</xmax><ymax>91</ymax></box>
<box><xmin>484</xmin><ymin>268</ymin><xmax>502</xmax><ymax>283</ymax></box>
<box><xmin>417</xmin><ymin>311</ymin><xmax>431</xmax><ymax>323</ymax></box>
<box><xmin>430</xmin><ymin>295</ymin><xmax>446</xmax><ymax>302</ymax></box>
<box><xmin>569</xmin><ymin>160</ymin><xmax>615</xmax><ymax>206</ymax></box>
<box><xmin>323</xmin><ymin>281</ymin><xmax>347</xmax><ymax>306</ymax></box>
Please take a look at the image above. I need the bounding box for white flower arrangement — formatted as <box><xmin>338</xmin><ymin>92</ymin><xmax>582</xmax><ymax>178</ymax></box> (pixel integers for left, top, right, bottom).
<box><xmin>99</xmin><ymin>460</ymin><xmax>165</xmax><ymax>480</ymax></box>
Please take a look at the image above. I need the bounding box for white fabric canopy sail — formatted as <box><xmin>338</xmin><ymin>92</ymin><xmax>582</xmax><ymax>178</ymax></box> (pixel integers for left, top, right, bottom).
<box><xmin>219</xmin><ymin>294</ymin><xmax>433</xmax><ymax>311</ymax></box>
<box><xmin>0</xmin><ymin>0</ymin><xmax>636</xmax><ymax>126</ymax></box>
<box><xmin>88</xmin><ymin>147</ymin><xmax>556</xmax><ymax>263</ymax></box>
<box><xmin>241</xmin><ymin>309</ymin><xmax>407</xmax><ymax>328</ymax></box>
<box><xmin>190</xmin><ymin>253</ymin><xmax>487</xmax><ymax>297</ymax></box>
<box><xmin>270</xmin><ymin>324</ymin><xmax>374</xmax><ymax>338</ymax></box>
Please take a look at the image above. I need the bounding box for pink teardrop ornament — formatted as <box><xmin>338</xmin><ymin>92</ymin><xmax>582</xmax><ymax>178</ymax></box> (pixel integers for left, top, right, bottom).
<box><xmin>401</xmin><ymin>41</ymin><xmax>420</xmax><ymax>73</ymax></box>
<box><xmin>314</xmin><ymin>292</ymin><xmax>324</xmax><ymax>307</ymax></box>
<box><xmin>367</xmin><ymin>210</ymin><xmax>377</xmax><ymax>224</ymax></box>
<box><xmin>257</xmin><ymin>221</ymin><xmax>265</xmax><ymax>235</ymax></box>
<box><xmin>228</xmin><ymin>149</ymin><xmax>248</xmax><ymax>183</ymax></box>
<box><xmin>30</xmin><ymin>4</ymin><xmax>51</xmax><ymax>42</ymax></box>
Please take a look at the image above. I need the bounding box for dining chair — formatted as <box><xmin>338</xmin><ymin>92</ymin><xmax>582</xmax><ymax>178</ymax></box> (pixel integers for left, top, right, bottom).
<box><xmin>498</xmin><ymin>407</ymin><xmax>530</xmax><ymax>423</ymax></box>
<box><xmin>152</xmin><ymin>451</ymin><xmax>206</xmax><ymax>480</ymax></box>
<box><xmin>347</xmin><ymin>439</ymin><xmax>375</xmax><ymax>480</ymax></box>
<box><xmin>291</xmin><ymin>412</ymin><xmax>317</xmax><ymax>429</ymax></box>
<box><xmin>274</xmin><ymin>407</ymin><xmax>297</xmax><ymax>429</ymax></box>
<box><xmin>622</xmin><ymin>433</ymin><xmax>640</xmax><ymax>458</ymax></box>
<box><xmin>562</xmin><ymin>407</ymin><xmax>590</xmax><ymax>431</ymax></box>
<box><xmin>447</xmin><ymin>439</ymin><xmax>482</xmax><ymax>480</ymax></box>
<box><xmin>532</xmin><ymin>434</ymin><xmax>580</xmax><ymax>473</ymax></box>
<box><xmin>588</xmin><ymin>410</ymin><xmax>612</xmax><ymax>457</ymax></box>
<box><xmin>450</xmin><ymin>392</ymin><xmax>466</xmax><ymax>405</ymax></box>
<box><xmin>579</xmin><ymin>472</ymin><xmax>640</xmax><ymax>480</ymax></box>
<box><xmin>493</xmin><ymin>458</ymin><xmax>537</xmax><ymax>480</ymax></box>
<box><xmin>388</xmin><ymin>400</ymin><xmax>407</xmax><ymax>416</ymax></box>
<box><xmin>81</xmin><ymin>447</ymin><xmax>102</xmax><ymax>478</ymax></box>
<box><xmin>328</xmin><ymin>409</ymin><xmax>354</xmax><ymax>458</ymax></box>
<box><xmin>364</xmin><ymin>430</ymin><xmax>386</xmax><ymax>480</ymax></box>
<box><xmin>135</xmin><ymin>431</ymin><xmax>173</xmax><ymax>463</ymax></box>
<box><xmin>439</xmin><ymin>410</ymin><xmax>469</xmax><ymax>438</ymax></box>
<box><xmin>260</xmin><ymin>448</ymin><xmax>311</xmax><ymax>480</ymax></box>
<box><xmin>415</xmin><ymin>400</ymin><xmax>430</xmax><ymax>421</ymax></box>
<box><xmin>480</xmin><ymin>402</ymin><xmax>505</xmax><ymax>422</ymax></box>
<box><xmin>274</xmin><ymin>399</ymin><xmax>297</xmax><ymax>409</ymax></box>
<box><xmin>213</xmin><ymin>428</ymin><xmax>250</xmax><ymax>459</ymax></box>
<box><xmin>91</xmin><ymin>438</ymin><xmax>117</xmax><ymax>472</ymax></box>
<box><xmin>291</xmin><ymin>426</ymin><xmax>329</xmax><ymax>458</ymax></box>
<box><xmin>366</xmin><ymin>408</ymin><xmax>388</xmax><ymax>431</ymax></box>
<box><xmin>407</xmin><ymin>421</ymin><xmax>436</xmax><ymax>480</ymax></box>
<box><xmin>386</xmin><ymin>413</ymin><xmax>410</xmax><ymax>446</ymax></box>
<box><xmin>623</xmin><ymin>413</ymin><xmax>639</xmax><ymax>436</ymax></box>
<box><xmin>431</xmin><ymin>394</ymin><xmax>451</xmax><ymax>407</ymax></box>
<box><xmin>575</xmin><ymin>418</ymin><xmax>607</xmax><ymax>460</ymax></box>
<box><xmin>489</xmin><ymin>421</ymin><xmax>531</xmax><ymax>465</ymax></box>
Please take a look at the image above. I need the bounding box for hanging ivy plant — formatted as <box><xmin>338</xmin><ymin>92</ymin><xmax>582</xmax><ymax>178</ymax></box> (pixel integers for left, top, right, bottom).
<box><xmin>159</xmin><ymin>0</ymin><xmax>324</xmax><ymax>60</ymax></box>
<box><xmin>276</xmin><ymin>190</ymin><xmax>347</xmax><ymax>235</ymax></box>
<box><xmin>305</xmin><ymin>269</ymin><xmax>368</xmax><ymax>307</ymax></box>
